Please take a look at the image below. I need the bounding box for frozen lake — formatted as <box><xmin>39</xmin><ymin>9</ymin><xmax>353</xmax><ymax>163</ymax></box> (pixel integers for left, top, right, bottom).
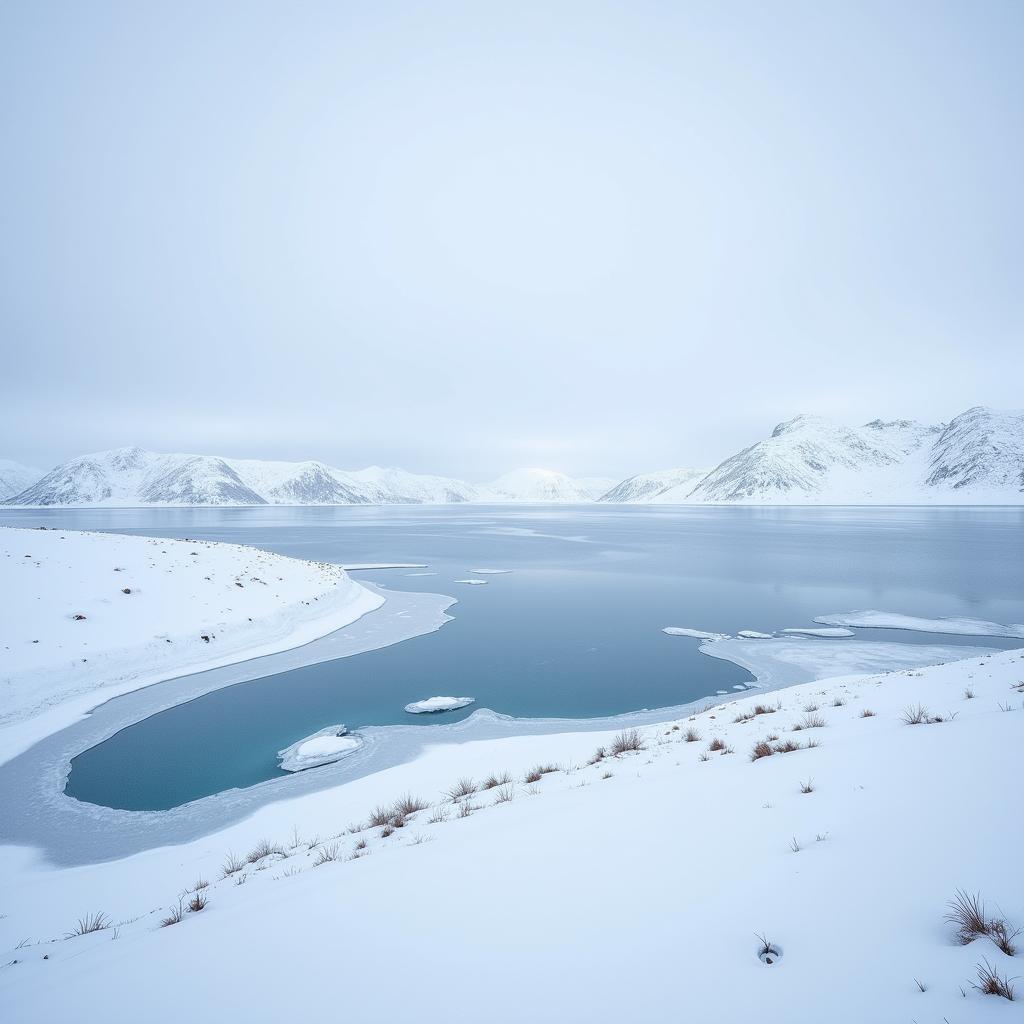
<box><xmin>3</xmin><ymin>504</ymin><xmax>1022</xmax><ymax>811</ymax></box>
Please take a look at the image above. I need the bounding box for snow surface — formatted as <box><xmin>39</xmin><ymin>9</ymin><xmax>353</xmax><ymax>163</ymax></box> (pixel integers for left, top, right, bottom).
<box><xmin>1</xmin><ymin>649</ymin><xmax>1021</xmax><ymax>1022</ymax></box>
<box><xmin>404</xmin><ymin>696</ymin><xmax>476</xmax><ymax>714</ymax></box>
<box><xmin>815</xmin><ymin>610</ymin><xmax>1024</xmax><ymax>638</ymax></box>
<box><xmin>0</xmin><ymin>527</ymin><xmax>383</xmax><ymax>759</ymax></box>
<box><xmin>278</xmin><ymin>726</ymin><xmax>362</xmax><ymax>772</ymax></box>
<box><xmin>662</xmin><ymin>626</ymin><xmax>730</xmax><ymax>640</ymax></box>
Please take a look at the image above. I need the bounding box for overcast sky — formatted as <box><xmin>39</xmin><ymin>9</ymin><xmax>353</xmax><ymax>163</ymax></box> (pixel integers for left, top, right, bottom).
<box><xmin>2</xmin><ymin>1</ymin><xmax>1022</xmax><ymax>480</ymax></box>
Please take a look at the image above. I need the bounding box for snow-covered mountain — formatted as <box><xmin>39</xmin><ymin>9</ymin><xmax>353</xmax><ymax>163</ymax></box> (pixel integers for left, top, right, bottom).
<box><xmin>685</xmin><ymin>407</ymin><xmax>1022</xmax><ymax>504</ymax></box>
<box><xmin>0</xmin><ymin>459</ymin><xmax>42</xmax><ymax>500</ymax></box>
<box><xmin>482</xmin><ymin>468</ymin><xmax>612</xmax><ymax>503</ymax></box>
<box><xmin>4</xmin><ymin>448</ymin><xmax>477</xmax><ymax>507</ymax></box>
<box><xmin>599</xmin><ymin>468</ymin><xmax>709</xmax><ymax>503</ymax></box>
<box><xmin>926</xmin><ymin>407</ymin><xmax>1024</xmax><ymax>493</ymax></box>
<box><xmin>4</xmin><ymin>408</ymin><xmax>1021</xmax><ymax>507</ymax></box>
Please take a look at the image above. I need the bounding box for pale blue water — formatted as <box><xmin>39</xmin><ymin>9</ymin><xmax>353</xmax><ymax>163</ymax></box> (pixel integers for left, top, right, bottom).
<box><xmin>2</xmin><ymin>505</ymin><xmax>1021</xmax><ymax>811</ymax></box>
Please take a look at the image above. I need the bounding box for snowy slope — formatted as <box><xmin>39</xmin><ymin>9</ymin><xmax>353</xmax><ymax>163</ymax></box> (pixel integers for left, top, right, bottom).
<box><xmin>599</xmin><ymin>468</ymin><xmax>707</xmax><ymax>502</ymax></box>
<box><xmin>926</xmin><ymin>406</ymin><xmax>1024</xmax><ymax>494</ymax></box>
<box><xmin>481</xmin><ymin>468</ymin><xmax>602</xmax><ymax>502</ymax></box>
<box><xmin>1</xmin><ymin>648</ymin><xmax>1020</xmax><ymax>1022</ymax></box>
<box><xmin>0</xmin><ymin>459</ymin><xmax>41</xmax><ymax>500</ymax></box>
<box><xmin>0</xmin><ymin>527</ymin><xmax>382</xmax><ymax>746</ymax></box>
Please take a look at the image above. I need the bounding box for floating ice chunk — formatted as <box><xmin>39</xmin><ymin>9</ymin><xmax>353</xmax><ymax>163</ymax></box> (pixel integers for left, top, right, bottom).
<box><xmin>454</xmin><ymin>579</ymin><xmax>488</xmax><ymax>585</ymax></box>
<box><xmin>716</xmin><ymin>689</ymin><xmax>729</xmax><ymax>695</ymax></box>
<box><xmin>662</xmin><ymin>627</ymin><xmax>730</xmax><ymax>640</ymax></box>
<box><xmin>732</xmin><ymin>684</ymin><xmax>747</xmax><ymax>690</ymax></box>
<box><xmin>469</xmin><ymin>568</ymin><xmax>512</xmax><ymax>574</ymax></box>
<box><xmin>278</xmin><ymin>725</ymin><xmax>362</xmax><ymax>772</ymax></box>
<box><xmin>814</xmin><ymin>610</ymin><xmax>1024</xmax><ymax>638</ymax></box>
<box><xmin>738</xmin><ymin>630</ymin><xmax>773</xmax><ymax>639</ymax></box>
<box><xmin>340</xmin><ymin>563</ymin><xmax>428</xmax><ymax>570</ymax></box>
<box><xmin>404</xmin><ymin>696</ymin><xmax>476</xmax><ymax>714</ymax></box>
<box><xmin>781</xmin><ymin>627</ymin><xmax>855</xmax><ymax>638</ymax></box>
<box><xmin>405</xmin><ymin>572</ymin><xmax>438</xmax><ymax>577</ymax></box>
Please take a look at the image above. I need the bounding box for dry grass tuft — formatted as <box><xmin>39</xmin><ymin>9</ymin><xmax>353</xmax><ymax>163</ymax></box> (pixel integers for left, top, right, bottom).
<box><xmin>160</xmin><ymin>900</ymin><xmax>184</xmax><ymax>928</ymax></box>
<box><xmin>946</xmin><ymin>889</ymin><xmax>1020</xmax><ymax>955</ymax></box>
<box><xmin>750</xmin><ymin>741</ymin><xmax>774</xmax><ymax>761</ymax></box>
<box><xmin>799</xmin><ymin>778</ymin><xmax>814</xmax><ymax>794</ymax></box>
<box><xmin>246</xmin><ymin>838</ymin><xmax>286</xmax><ymax>864</ymax></box>
<box><xmin>708</xmin><ymin>737</ymin><xmax>726</xmax><ymax>752</ymax></box>
<box><xmin>793</xmin><ymin>712</ymin><xmax>825</xmax><ymax>731</ymax></box>
<box><xmin>587</xmin><ymin>746</ymin><xmax>606</xmax><ymax>765</ymax></box>
<box><xmin>684</xmin><ymin>728</ymin><xmax>701</xmax><ymax>742</ymax></box>
<box><xmin>492</xmin><ymin>783</ymin><xmax>516</xmax><ymax>804</ymax></box>
<box><xmin>313</xmin><ymin>842</ymin><xmax>341</xmax><ymax>866</ymax></box>
<box><xmin>67</xmin><ymin>911</ymin><xmax>110</xmax><ymax>937</ymax></box>
<box><xmin>368</xmin><ymin>805</ymin><xmax>393</xmax><ymax>828</ymax></box>
<box><xmin>187</xmin><ymin>892</ymin><xmax>208</xmax><ymax>914</ymax></box>
<box><xmin>221</xmin><ymin>851</ymin><xmax>245</xmax><ymax>878</ymax></box>
<box><xmin>447</xmin><ymin>777</ymin><xmax>478</xmax><ymax>801</ymax></box>
<box><xmin>611</xmin><ymin>729</ymin><xmax>644</xmax><ymax>755</ymax></box>
<box><xmin>973</xmin><ymin>958</ymin><xmax>1017</xmax><ymax>1000</ymax></box>
<box><xmin>392</xmin><ymin>794</ymin><xmax>428</xmax><ymax>817</ymax></box>
<box><xmin>901</xmin><ymin>703</ymin><xmax>942</xmax><ymax>725</ymax></box>
<box><xmin>860</xmin><ymin>708</ymin><xmax>876</xmax><ymax>718</ymax></box>
<box><xmin>482</xmin><ymin>772</ymin><xmax>513</xmax><ymax>790</ymax></box>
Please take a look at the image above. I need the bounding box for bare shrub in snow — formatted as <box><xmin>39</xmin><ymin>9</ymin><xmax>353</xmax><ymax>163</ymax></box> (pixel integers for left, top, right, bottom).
<box><xmin>799</xmin><ymin>778</ymin><xmax>814</xmax><ymax>794</ymax></box>
<box><xmin>610</xmin><ymin>729</ymin><xmax>644</xmax><ymax>755</ymax></box>
<box><xmin>684</xmin><ymin>728</ymin><xmax>701</xmax><ymax>742</ymax></box>
<box><xmin>708</xmin><ymin>737</ymin><xmax>726</xmax><ymax>752</ymax></box>
<box><xmin>601</xmin><ymin>771</ymin><xmax>613</xmax><ymax>779</ymax></box>
<box><xmin>381</xmin><ymin>825</ymin><xmax>394</xmax><ymax>838</ymax></box>
<box><xmin>192</xmin><ymin>878</ymin><xmax>209</xmax><ymax>892</ymax></box>
<box><xmin>587</xmin><ymin>746</ymin><xmax>606</xmax><ymax>765</ymax></box>
<box><xmin>832</xmin><ymin>696</ymin><xmax>846</xmax><ymax>707</ymax></box>
<box><xmin>428</xmin><ymin>805</ymin><xmax>450</xmax><ymax>824</ymax></box>
<box><xmin>750</xmin><ymin>741</ymin><xmax>773</xmax><ymax>761</ymax></box>
<box><xmin>963</xmin><ymin>687</ymin><xmax>976</xmax><ymax>700</ymax></box>
<box><xmin>492</xmin><ymin>783</ymin><xmax>516</xmax><ymax>804</ymax></box>
<box><xmin>860</xmin><ymin>708</ymin><xmax>875</xmax><ymax>718</ymax></box>
<box><xmin>187</xmin><ymin>892</ymin><xmax>207</xmax><ymax>913</ymax></box>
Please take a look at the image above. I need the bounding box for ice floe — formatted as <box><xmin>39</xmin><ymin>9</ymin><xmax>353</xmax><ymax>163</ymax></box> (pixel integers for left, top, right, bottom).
<box><xmin>814</xmin><ymin>610</ymin><xmax>1024</xmax><ymax>638</ymax></box>
<box><xmin>278</xmin><ymin>726</ymin><xmax>362</xmax><ymax>772</ymax></box>
<box><xmin>404</xmin><ymin>696</ymin><xmax>476</xmax><ymax>714</ymax></box>
<box><xmin>469</xmin><ymin>568</ymin><xmax>512</xmax><ymax>574</ymax></box>
<box><xmin>737</xmin><ymin>630</ymin><xmax>773</xmax><ymax>639</ymax></box>
<box><xmin>454</xmin><ymin>579</ymin><xmax>488</xmax><ymax>585</ymax></box>
<box><xmin>781</xmin><ymin>627</ymin><xmax>856</xmax><ymax>638</ymax></box>
<box><xmin>662</xmin><ymin>627</ymin><xmax>730</xmax><ymax>640</ymax></box>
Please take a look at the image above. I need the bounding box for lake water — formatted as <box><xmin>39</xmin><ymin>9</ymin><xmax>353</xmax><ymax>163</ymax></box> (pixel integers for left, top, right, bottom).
<box><xmin>4</xmin><ymin>504</ymin><xmax>1022</xmax><ymax>811</ymax></box>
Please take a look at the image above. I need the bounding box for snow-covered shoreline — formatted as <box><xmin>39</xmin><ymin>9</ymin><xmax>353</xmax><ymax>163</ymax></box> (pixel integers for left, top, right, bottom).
<box><xmin>1</xmin><ymin>647</ymin><xmax>1020</xmax><ymax>1021</ymax></box>
<box><xmin>0</xmin><ymin>527</ymin><xmax>385</xmax><ymax>763</ymax></box>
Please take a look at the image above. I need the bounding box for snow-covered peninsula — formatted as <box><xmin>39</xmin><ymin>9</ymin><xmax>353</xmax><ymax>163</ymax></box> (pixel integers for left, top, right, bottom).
<box><xmin>0</xmin><ymin>527</ymin><xmax>383</xmax><ymax>759</ymax></box>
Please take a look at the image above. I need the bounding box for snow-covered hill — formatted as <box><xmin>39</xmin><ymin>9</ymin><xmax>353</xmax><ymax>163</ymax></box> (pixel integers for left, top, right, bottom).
<box><xmin>0</xmin><ymin>459</ymin><xmax>41</xmax><ymax>500</ymax></box>
<box><xmin>598</xmin><ymin>468</ymin><xmax>707</xmax><ymax>502</ymax></box>
<box><xmin>482</xmin><ymin>468</ymin><xmax>611</xmax><ymax>503</ymax></box>
<box><xmin>4</xmin><ymin>449</ymin><xmax>479</xmax><ymax>507</ymax></box>
<box><xmin>685</xmin><ymin>407</ymin><xmax>1023</xmax><ymax>504</ymax></box>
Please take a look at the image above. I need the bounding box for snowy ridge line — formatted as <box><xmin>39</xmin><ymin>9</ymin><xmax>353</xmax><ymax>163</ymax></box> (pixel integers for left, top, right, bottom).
<box><xmin>814</xmin><ymin>610</ymin><xmax>1024</xmax><ymax>639</ymax></box>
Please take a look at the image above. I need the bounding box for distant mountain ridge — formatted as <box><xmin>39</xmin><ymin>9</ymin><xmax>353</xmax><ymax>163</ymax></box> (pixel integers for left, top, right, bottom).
<box><xmin>3</xmin><ymin>407</ymin><xmax>1021</xmax><ymax>506</ymax></box>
